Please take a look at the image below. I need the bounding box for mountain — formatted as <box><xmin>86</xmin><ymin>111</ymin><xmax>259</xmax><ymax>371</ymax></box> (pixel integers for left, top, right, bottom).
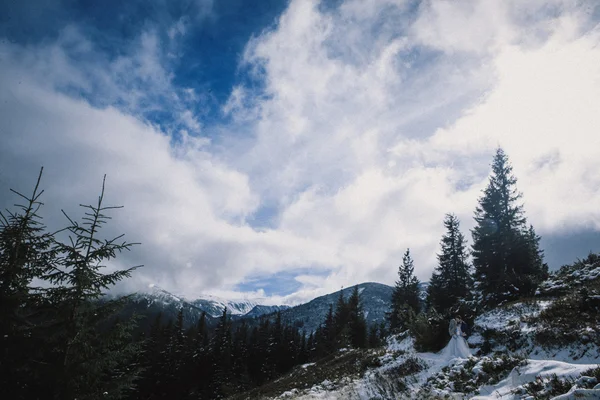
<box><xmin>124</xmin><ymin>281</ymin><xmax>430</xmax><ymax>333</ymax></box>
<box><xmin>189</xmin><ymin>295</ymin><xmax>259</xmax><ymax>317</ymax></box>
<box><xmin>123</xmin><ymin>285</ymin><xmax>282</xmax><ymax>330</ymax></box>
<box><xmin>277</xmin><ymin>282</ymin><xmax>394</xmax><ymax>333</ymax></box>
<box><xmin>245</xmin><ymin>304</ymin><xmax>290</xmax><ymax>318</ymax></box>
<box><xmin>122</xmin><ymin>288</ymin><xmax>216</xmax><ymax>331</ymax></box>
<box><xmin>136</xmin><ymin>284</ymin><xmax>264</xmax><ymax>317</ymax></box>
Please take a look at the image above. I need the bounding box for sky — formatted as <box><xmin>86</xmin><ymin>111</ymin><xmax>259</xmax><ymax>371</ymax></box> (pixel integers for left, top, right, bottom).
<box><xmin>1</xmin><ymin>0</ymin><xmax>599</xmax><ymax>305</ymax></box>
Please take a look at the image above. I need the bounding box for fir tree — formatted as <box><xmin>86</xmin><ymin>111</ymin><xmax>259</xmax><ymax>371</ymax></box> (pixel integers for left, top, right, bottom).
<box><xmin>347</xmin><ymin>286</ymin><xmax>367</xmax><ymax>348</ymax></box>
<box><xmin>471</xmin><ymin>148</ymin><xmax>547</xmax><ymax>307</ymax></box>
<box><xmin>427</xmin><ymin>214</ymin><xmax>472</xmax><ymax>314</ymax></box>
<box><xmin>0</xmin><ymin>168</ymin><xmax>57</xmax><ymax>399</ymax></box>
<box><xmin>368</xmin><ymin>325</ymin><xmax>380</xmax><ymax>348</ymax></box>
<box><xmin>322</xmin><ymin>304</ymin><xmax>336</xmax><ymax>354</ymax></box>
<box><xmin>389</xmin><ymin>249</ymin><xmax>421</xmax><ymax>331</ymax></box>
<box><xmin>333</xmin><ymin>289</ymin><xmax>350</xmax><ymax>347</ymax></box>
<box><xmin>210</xmin><ymin>308</ymin><xmax>233</xmax><ymax>397</ymax></box>
<box><xmin>40</xmin><ymin>175</ymin><xmax>143</xmax><ymax>400</ymax></box>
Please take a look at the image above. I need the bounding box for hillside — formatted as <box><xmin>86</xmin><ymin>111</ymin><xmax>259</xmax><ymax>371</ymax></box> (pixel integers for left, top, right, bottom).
<box><xmin>277</xmin><ymin>282</ymin><xmax>393</xmax><ymax>333</ymax></box>
<box><xmin>230</xmin><ymin>254</ymin><xmax>600</xmax><ymax>399</ymax></box>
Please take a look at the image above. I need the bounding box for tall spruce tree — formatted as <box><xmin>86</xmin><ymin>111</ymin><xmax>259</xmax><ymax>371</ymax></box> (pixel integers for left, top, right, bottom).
<box><xmin>347</xmin><ymin>285</ymin><xmax>367</xmax><ymax>348</ymax></box>
<box><xmin>0</xmin><ymin>168</ymin><xmax>57</xmax><ymax>399</ymax></box>
<box><xmin>40</xmin><ymin>176</ymin><xmax>143</xmax><ymax>400</ymax></box>
<box><xmin>427</xmin><ymin>214</ymin><xmax>472</xmax><ymax>314</ymax></box>
<box><xmin>389</xmin><ymin>249</ymin><xmax>421</xmax><ymax>331</ymax></box>
<box><xmin>320</xmin><ymin>304</ymin><xmax>336</xmax><ymax>355</ymax></box>
<box><xmin>211</xmin><ymin>308</ymin><xmax>233</xmax><ymax>397</ymax></box>
<box><xmin>333</xmin><ymin>288</ymin><xmax>350</xmax><ymax>347</ymax></box>
<box><xmin>471</xmin><ymin>148</ymin><xmax>547</xmax><ymax>307</ymax></box>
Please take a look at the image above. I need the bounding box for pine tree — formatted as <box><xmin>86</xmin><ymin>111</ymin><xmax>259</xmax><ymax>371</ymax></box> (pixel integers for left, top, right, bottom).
<box><xmin>210</xmin><ymin>308</ymin><xmax>233</xmax><ymax>397</ymax></box>
<box><xmin>368</xmin><ymin>325</ymin><xmax>380</xmax><ymax>348</ymax></box>
<box><xmin>471</xmin><ymin>148</ymin><xmax>547</xmax><ymax>307</ymax></box>
<box><xmin>389</xmin><ymin>249</ymin><xmax>421</xmax><ymax>331</ymax></box>
<box><xmin>231</xmin><ymin>321</ymin><xmax>251</xmax><ymax>391</ymax></box>
<box><xmin>39</xmin><ymin>176</ymin><xmax>143</xmax><ymax>400</ymax></box>
<box><xmin>137</xmin><ymin>313</ymin><xmax>167</xmax><ymax>400</ymax></box>
<box><xmin>347</xmin><ymin>286</ymin><xmax>367</xmax><ymax>348</ymax></box>
<box><xmin>427</xmin><ymin>214</ymin><xmax>472</xmax><ymax>314</ymax></box>
<box><xmin>0</xmin><ymin>168</ymin><xmax>57</xmax><ymax>399</ymax></box>
<box><xmin>333</xmin><ymin>288</ymin><xmax>350</xmax><ymax>348</ymax></box>
<box><xmin>322</xmin><ymin>304</ymin><xmax>336</xmax><ymax>353</ymax></box>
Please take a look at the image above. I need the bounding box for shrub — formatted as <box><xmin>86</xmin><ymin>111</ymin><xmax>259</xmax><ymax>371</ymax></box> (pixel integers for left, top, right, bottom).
<box><xmin>409</xmin><ymin>311</ymin><xmax>449</xmax><ymax>352</ymax></box>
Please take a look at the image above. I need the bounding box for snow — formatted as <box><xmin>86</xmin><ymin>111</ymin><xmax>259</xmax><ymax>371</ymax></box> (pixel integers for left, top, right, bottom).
<box><xmin>475</xmin><ymin>300</ymin><xmax>551</xmax><ymax>331</ymax></box>
<box><xmin>386</xmin><ymin>333</ymin><xmax>414</xmax><ymax>352</ymax></box>
<box><xmin>139</xmin><ymin>284</ymin><xmax>264</xmax><ymax>316</ymax></box>
<box><xmin>271</xmin><ymin>331</ymin><xmax>600</xmax><ymax>400</ymax></box>
<box><xmin>472</xmin><ymin>359</ymin><xmax>598</xmax><ymax>399</ymax></box>
<box><xmin>528</xmin><ymin>345</ymin><xmax>600</xmax><ymax>365</ymax></box>
<box><xmin>265</xmin><ymin>261</ymin><xmax>600</xmax><ymax>400</ymax></box>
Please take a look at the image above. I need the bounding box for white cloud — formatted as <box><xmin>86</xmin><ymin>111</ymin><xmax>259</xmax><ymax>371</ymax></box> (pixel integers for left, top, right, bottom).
<box><xmin>223</xmin><ymin>0</ymin><xmax>600</xmax><ymax>293</ymax></box>
<box><xmin>1</xmin><ymin>0</ymin><xmax>600</xmax><ymax>304</ymax></box>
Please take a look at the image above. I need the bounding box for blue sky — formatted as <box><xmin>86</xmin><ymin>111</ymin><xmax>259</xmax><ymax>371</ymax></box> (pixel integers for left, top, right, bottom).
<box><xmin>1</xmin><ymin>0</ymin><xmax>289</xmax><ymax>129</ymax></box>
<box><xmin>1</xmin><ymin>0</ymin><xmax>600</xmax><ymax>304</ymax></box>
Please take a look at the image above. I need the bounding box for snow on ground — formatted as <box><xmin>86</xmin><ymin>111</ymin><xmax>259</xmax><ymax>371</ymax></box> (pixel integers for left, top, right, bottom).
<box><xmin>273</xmin><ymin>332</ymin><xmax>600</xmax><ymax>400</ymax></box>
<box><xmin>472</xmin><ymin>359</ymin><xmax>598</xmax><ymax>399</ymax></box>
<box><xmin>273</xmin><ymin>292</ymin><xmax>599</xmax><ymax>400</ymax></box>
<box><xmin>474</xmin><ymin>300</ymin><xmax>552</xmax><ymax>331</ymax></box>
<box><xmin>528</xmin><ymin>345</ymin><xmax>600</xmax><ymax>365</ymax></box>
<box><xmin>537</xmin><ymin>256</ymin><xmax>600</xmax><ymax>296</ymax></box>
<box><xmin>471</xmin><ymin>298</ymin><xmax>599</xmax><ymax>364</ymax></box>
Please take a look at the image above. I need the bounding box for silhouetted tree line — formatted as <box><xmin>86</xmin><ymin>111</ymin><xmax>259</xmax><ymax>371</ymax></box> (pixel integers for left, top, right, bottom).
<box><xmin>131</xmin><ymin>308</ymin><xmax>308</xmax><ymax>399</ymax></box>
<box><xmin>131</xmin><ymin>284</ymin><xmax>382</xmax><ymax>399</ymax></box>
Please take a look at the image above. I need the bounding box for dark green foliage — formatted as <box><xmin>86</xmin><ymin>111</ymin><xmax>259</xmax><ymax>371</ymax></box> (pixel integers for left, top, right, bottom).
<box><xmin>41</xmin><ymin>177</ymin><xmax>143</xmax><ymax>400</ymax></box>
<box><xmin>471</xmin><ymin>148</ymin><xmax>547</xmax><ymax>308</ymax></box>
<box><xmin>537</xmin><ymin>252</ymin><xmax>600</xmax><ymax>296</ymax></box>
<box><xmin>228</xmin><ymin>348</ymin><xmax>387</xmax><ymax>400</ymax></box>
<box><xmin>333</xmin><ymin>288</ymin><xmax>350</xmax><ymax>347</ymax></box>
<box><xmin>0</xmin><ymin>170</ymin><xmax>142</xmax><ymax>400</ymax></box>
<box><xmin>409</xmin><ymin>310</ymin><xmax>450</xmax><ymax>352</ymax></box>
<box><xmin>0</xmin><ymin>169</ymin><xmax>57</xmax><ymax>398</ymax></box>
<box><xmin>427</xmin><ymin>214</ymin><xmax>472</xmax><ymax>315</ymax></box>
<box><xmin>368</xmin><ymin>324</ymin><xmax>381</xmax><ymax>348</ymax></box>
<box><xmin>133</xmin><ymin>307</ymin><xmax>318</xmax><ymax>399</ymax></box>
<box><xmin>366</xmin><ymin>356</ymin><xmax>425</xmax><ymax>398</ymax></box>
<box><xmin>533</xmin><ymin>285</ymin><xmax>600</xmax><ymax>348</ymax></box>
<box><xmin>389</xmin><ymin>249</ymin><xmax>421</xmax><ymax>331</ymax></box>
<box><xmin>312</xmin><ymin>285</ymin><xmax>371</xmax><ymax>360</ymax></box>
<box><xmin>522</xmin><ymin>374</ymin><xmax>577</xmax><ymax>399</ymax></box>
<box><xmin>424</xmin><ymin>354</ymin><xmax>526</xmax><ymax>396</ymax></box>
<box><xmin>348</xmin><ymin>285</ymin><xmax>368</xmax><ymax>349</ymax></box>
<box><xmin>581</xmin><ymin>366</ymin><xmax>600</xmax><ymax>382</ymax></box>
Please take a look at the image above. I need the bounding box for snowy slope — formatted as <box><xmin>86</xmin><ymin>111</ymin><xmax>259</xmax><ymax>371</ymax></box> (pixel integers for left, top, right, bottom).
<box><xmin>246</xmin><ymin>257</ymin><xmax>600</xmax><ymax>400</ymax></box>
<box><xmin>264</xmin><ymin>333</ymin><xmax>600</xmax><ymax>400</ymax></box>
<box><xmin>189</xmin><ymin>294</ymin><xmax>260</xmax><ymax>317</ymax></box>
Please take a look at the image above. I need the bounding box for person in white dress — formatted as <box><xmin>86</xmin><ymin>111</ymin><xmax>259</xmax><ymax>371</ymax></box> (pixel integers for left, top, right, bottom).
<box><xmin>441</xmin><ymin>315</ymin><xmax>471</xmax><ymax>360</ymax></box>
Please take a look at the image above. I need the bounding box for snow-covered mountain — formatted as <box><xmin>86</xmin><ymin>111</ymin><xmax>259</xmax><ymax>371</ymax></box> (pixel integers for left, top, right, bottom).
<box><xmin>134</xmin><ymin>284</ymin><xmax>280</xmax><ymax>319</ymax></box>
